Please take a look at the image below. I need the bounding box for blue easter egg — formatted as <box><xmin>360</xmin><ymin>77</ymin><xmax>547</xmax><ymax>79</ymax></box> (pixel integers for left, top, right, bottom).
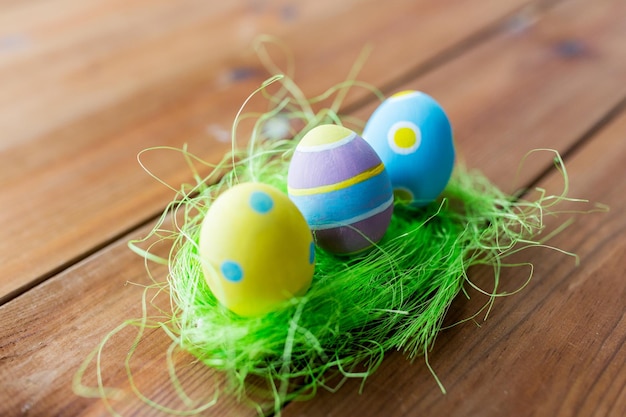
<box><xmin>362</xmin><ymin>90</ymin><xmax>455</xmax><ymax>206</ymax></box>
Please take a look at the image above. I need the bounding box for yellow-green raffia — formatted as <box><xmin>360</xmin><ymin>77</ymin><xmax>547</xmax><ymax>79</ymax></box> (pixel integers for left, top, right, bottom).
<box><xmin>74</xmin><ymin>37</ymin><xmax>590</xmax><ymax>416</ymax></box>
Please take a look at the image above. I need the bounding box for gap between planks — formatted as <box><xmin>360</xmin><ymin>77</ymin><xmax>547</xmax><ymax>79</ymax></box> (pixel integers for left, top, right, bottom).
<box><xmin>519</xmin><ymin>94</ymin><xmax>626</xmax><ymax>198</ymax></box>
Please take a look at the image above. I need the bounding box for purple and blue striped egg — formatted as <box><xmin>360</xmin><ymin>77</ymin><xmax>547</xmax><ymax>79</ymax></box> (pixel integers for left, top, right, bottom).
<box><xmin>287</xmin><ymin>124</ymin><xmax>394</xmax><ymax>255</ymax></box>
<box><xmin>362</xmin><ymin>90</ymin><xmax>455</xmax><ymax>206</ymax></box>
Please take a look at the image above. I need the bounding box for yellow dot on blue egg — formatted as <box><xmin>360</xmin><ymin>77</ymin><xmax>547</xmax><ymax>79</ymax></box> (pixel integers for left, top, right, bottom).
<box><xmin>388</xmin><ymin>121</ymin><xmax>421</xmax><ymax>155</ymax></box>
<box><xmin>393</xmin><ymin>187</ymin><xmax>414</xmax><ymax>203</ymax></box>
<box><xmin>250</xmin><ymin>191</ymin><xmax>274</xmax><ymax>214</ymax></box>
<box><xmin>391</xmin><ymin>90</ymin><xmax>417</xmax><ymax>98</ymax></box>
<box><xmin>309</xmin><ymin>241</ymin><xmax>315</xmax><ymax>264</ymax></box>
<box><xmin>221</xmin><ymin>260</ymin><xmax>243</xmax><ymax>282</ymax></box>
<box><xmin>394</xmin><ymin>128</ymin><xmax>416</xmax><ymax>148</ymax></box>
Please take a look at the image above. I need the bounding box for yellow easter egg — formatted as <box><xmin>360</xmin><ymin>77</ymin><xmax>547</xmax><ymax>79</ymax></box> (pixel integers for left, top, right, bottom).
<box><xmin>199</xmin><ymin>182</ymin><xmax>315</xmax><ymax>317</ymax></box>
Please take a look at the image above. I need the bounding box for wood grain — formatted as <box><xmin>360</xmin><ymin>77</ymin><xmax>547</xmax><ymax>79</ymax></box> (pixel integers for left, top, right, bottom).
<box><xmin>0</xmin><ymin>0</ymin><xmax>529</xmax><ymax>303</ymax></box>
<box><xmin>281</xmin><ymin>100</ymin><xmax>626</xmax><ymax>417</ymax></box>
<box><xmin>0</xmin><ymin>224</ymin><xmax>256</xmax><ymax>417</ymax></box>
<box><xmin>351</xmin><ymin>0</ymin><xmax>626</xmax><ymax>191</ymax></box>
<box><xmin>1</xmin><ymin>0</ymin><xmax>625</xmax><ymax>416</ymax></box>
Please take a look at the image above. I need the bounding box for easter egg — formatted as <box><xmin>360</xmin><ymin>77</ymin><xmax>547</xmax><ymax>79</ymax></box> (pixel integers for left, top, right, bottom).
<box><xmin>198</xmin><ymin>182</ymin><xmax>315</xmax><ymax>317</ymax></box>
<box><xmin>362</xmin><ymin>90</ymin><xmax>455</xmax><ymax>206</ymax></box>
<box><xmin>287</xmin><ymin>124</ymin><xmax>394</xmax><ymax>255</ymax></box>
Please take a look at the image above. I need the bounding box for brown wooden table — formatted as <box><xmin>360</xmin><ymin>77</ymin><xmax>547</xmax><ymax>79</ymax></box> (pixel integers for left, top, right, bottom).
<box><xmin>1</xmin><ymin>0</ymin><xmax>625</xmax><ymax>416</ymax></box>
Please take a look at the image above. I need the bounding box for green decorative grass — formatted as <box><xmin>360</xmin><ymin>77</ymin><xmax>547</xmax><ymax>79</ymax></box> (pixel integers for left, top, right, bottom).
<box><xmin>74</xmin><ymin>38</ymin><xmax>585</xmax><ymax>416</ymax></box>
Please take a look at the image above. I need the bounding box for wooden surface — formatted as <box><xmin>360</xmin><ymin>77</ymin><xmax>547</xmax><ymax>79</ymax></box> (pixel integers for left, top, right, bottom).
<box><xmin>0</xmin><ymin>0</ymin><xmax>624</xmax><ymax>416</ymax></box>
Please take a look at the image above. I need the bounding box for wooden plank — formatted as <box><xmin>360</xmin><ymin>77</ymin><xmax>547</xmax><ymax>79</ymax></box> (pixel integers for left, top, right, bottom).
<box><xmin>0</xmin><ymin>0</ymin><xmax>530</xmax><ymax>302</ymax></box>
<box><xmin>279</xmin><ymin>0</ymin><xmax>626</xmax><ymax>413</ymax></box>
<box><xmin>281</xmin><ymin>0</ymin><xmax>626</xmax><ymax>414</ymax></box>
<box><xmin>0</xmin><ymin>0</ymin><xmax>234</xmax><ymax>149</ymax></box>
<box><xmin>351</xmin><ymin>0</ymin><xmax>626</xmax><ymax>191</ymax></box>
<box><xmin>0</xmin><ymin>225</ymin><xmax>257</xmax><ymax>416</ymax></box>
<box><xmin>2</xmin><ymin>0</ymin><xmax>625</xmax><ymax>416</ymax></box>
<box><xmin>281</xmin><ymin>102</ymin><xmax>626</xmax><ymax>417</ymax></box>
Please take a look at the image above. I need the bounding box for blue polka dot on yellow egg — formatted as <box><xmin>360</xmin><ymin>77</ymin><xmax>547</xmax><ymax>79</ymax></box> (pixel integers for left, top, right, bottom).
<box><xmin>249</xmin><ymin>191</ymin><xmax>274</xmax><ymax>214</ymax></box>
<box><xmin>220</xmin><ymin>260</ymin><xmax>243</xmax><ymax>282</ymax></box>
<box><xmin>199</xmin><ymin>182</ymin><xmax>315</xmax><ymax>317</ymax></box>
<box><xmin>309</xmin><ymin>241</ymin><xmax>315</xmax><ymax>264</ymax></box>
